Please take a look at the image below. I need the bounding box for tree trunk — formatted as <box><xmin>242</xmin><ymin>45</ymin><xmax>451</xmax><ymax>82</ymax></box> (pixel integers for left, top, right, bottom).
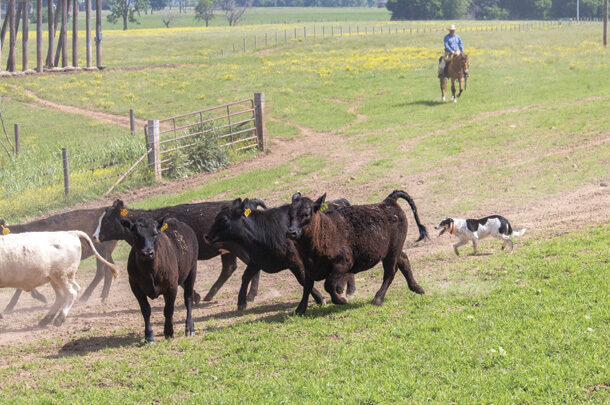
<box><xmin>122</xmin><ymin>11</ymin><xmax>127</xmax><ymax>30</ymax></box>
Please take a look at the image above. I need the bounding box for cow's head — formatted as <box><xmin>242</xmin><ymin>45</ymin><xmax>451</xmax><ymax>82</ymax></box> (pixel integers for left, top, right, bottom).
<box><xmin>120</xmin><ymin>216</ymin><xmax>169</xmax><ymax>261</ymax></box>
<box><xmin>435</xmin><ymin>217</ymin><xmax>454</xmax><ymax>236</ymax></box>
<box><xmin>204</xmin><ymin>198</ymin><xmax>266</xmax><ymax>244</ymax></box>
<box><xmin>286</xmin><ymin>192</ymin><xmax>326</xmax><ymax>240</ymax></box>
<box><xmin>93</xmin><ymin>199</ymin><xmax>130</xmax><ymax>243</ymax></box>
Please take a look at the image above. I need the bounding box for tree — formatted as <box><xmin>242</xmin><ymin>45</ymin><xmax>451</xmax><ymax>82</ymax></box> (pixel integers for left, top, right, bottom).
<box><xmin>470</xmin><ymin>0</ymin><xmax>510</xmax><ymax>18</ymax></box>
<box><xmin>106</xmin><ymin>0</ymin><xmax>147</xmax><ymax>30</ymax></box>
<box><xmin>195</xmin><ymin>0</ymin><xmax>215</xmax><ymax>26</ymax></box>
<box><xmin>219</xmin><ymin>0</ymin><xmax>251</xmax><ymax>26</ymax></box>
<box><xmin>149</xmin><ymin>0</ymin><xmax>168</xmax><ymax>14</ymax></box>
<box><xmin>161</xmin><ymin>10</ymin><xmax>177</xmax><ymax>26</ymax></box>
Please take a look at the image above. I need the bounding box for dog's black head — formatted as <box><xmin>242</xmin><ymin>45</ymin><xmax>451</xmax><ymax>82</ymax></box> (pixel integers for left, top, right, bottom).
<box><xmin>435</xmin><ymin>218</ymin><xmax>454</xmax><ymax>236</ymax></box>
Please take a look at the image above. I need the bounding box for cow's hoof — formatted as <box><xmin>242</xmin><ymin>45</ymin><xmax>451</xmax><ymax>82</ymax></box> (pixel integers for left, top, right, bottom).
<box><xmin>246</xmin><ymin>292</ymin><xmax>257</xmax><ymax>302</ymax></box>
<box><xmin>53</xmin><ymin>314</ymin><xmax>66</xmax><ymax>326</ymax></box>
<box><xmin>411</xmin><ymin>285</ymin><xmax>425</xmax><ymax>295</ymax></box>
<box><xmin>371</xmin><ymin>297</ymin><xmax>384</xmax><ymax>306</ymax></box>
<box><xmin>193</xmin><ymin>292</ymin><xmax>201</xmax><ymax>305</ymax></box>
<box><xmin>331</xmin><ymin>296</ymin><xmax>348</xmax><ymax>305</ymax></box>
<box><xmin>237</xmin><ymin>303</ymin><xmax>247</xmax><ymax>312</ymax></box>
<box><xmin>185</xmin><ymin>330</ymin><xmax>195</xmax><ymax>337</ymax></box>
<box><xmin>315</xmin><ymin>297</ymin><xmax>326</xmax><ymax>306</ymax></box>
<box><xmin>39</xmin><ymin>317</ymin><xmax>53</xmax><ymax>327</ymax></box>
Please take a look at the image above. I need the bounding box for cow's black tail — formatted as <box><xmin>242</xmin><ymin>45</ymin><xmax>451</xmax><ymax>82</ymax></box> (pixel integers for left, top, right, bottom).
<box><xmin>387</xmin><ymin>190</ymin><xmax>429</xmax><ymax>242</ymax></box>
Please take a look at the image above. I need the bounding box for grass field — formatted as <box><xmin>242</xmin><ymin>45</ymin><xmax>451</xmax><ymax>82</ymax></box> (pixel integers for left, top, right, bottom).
<box><xmin>0</xmin><ymin>13</ymin><xmax>608</xmax><ymax>403</ymax></box>
<box><xmin>0</xmin><ymin>224</ymin><xmax>608</xmax><ymax>402</ymax></box>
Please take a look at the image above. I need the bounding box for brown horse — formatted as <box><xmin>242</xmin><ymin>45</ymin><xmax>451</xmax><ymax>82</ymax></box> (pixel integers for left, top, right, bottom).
<box><xmin>440</xmin><ymin>53</ymin><xmax>469</xmax><ymax>102</ymax></box>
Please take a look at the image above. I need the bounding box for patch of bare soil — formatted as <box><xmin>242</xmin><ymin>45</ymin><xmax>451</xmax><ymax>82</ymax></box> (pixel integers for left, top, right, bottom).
<box><xmin>1</xmin><ymin>96</ymin><xmax>609</xmax><ymax>357</ymax></box>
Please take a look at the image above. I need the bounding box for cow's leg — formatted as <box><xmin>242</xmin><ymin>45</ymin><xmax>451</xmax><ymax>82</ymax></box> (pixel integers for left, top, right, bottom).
<box><xmin>324</xmin><ymin>271</ymin><xmax>348</xmax><ymax>305</ymax></box>
<box><xmin>203</xmin><ymin>253</ymin><xmax>238</xmax><ymax>302</ymax></box>
<box><xmin>100</xmin><ymin>256</ymin><xmax>116</xmax><ymax>302</ymax></box>
<box><xmin>54</xmin><ymin>275</ymin><xmax>79</xmax><ymax>326</ymax></box>
<box><xmin>163</xmin><ymin>287</ymin><xmax>177</xmax><ymax>339</ymax></box>
<box><xmin>345</xmin><ymin>274</ymin><xmax>357</xmax><ymax>300</ymax></box>
<box><xmin>39</xmin><ymin>280</ymin><xmax>64</xmax><ymax>326</ymax></box>
<box><xmin>183</xmin><ymin>268</ymin><xmax>196</xmax><ymax>337</ymax></box>
<box><xmin>295</xmin><ymin>276</ymin><xmax>314</xmax><ymax>316</ymax></box>
<box><xmin>372</xmin><ymin>255</ymin><xmax>399</xmax><ymax>306</ymax></box>
<box><xmin>3</xmin><ymin>289</ymin><xmax>23</xmax><ymax>313</ymax></box>
<box><xmin>398</xmin><ymin>253</ymin><xmax>425</xmax><ymax>294</ymax></box>
<box><xmin>30</xmin><ymin>288</ymin><xmax>47</xmax><ymax>304</ymax></box>
<box><xmin>79</xmin><ymin>259</ymin><xmax>107</xmax><ymax>303</ymax></box>
<box><xmin>237</xmin><ymin>264</ymin><xmax>260</xmax><ymax>311</ymax></box>
<box><xmin>246</xmin><ymin>270</ymin><xmax>261</xmax><ymax>302</ymax></box>
<box><xmin>471</xmin><ymin>239</ymin><xmax>478</xmax><ymax>256</ymax></box>
<box><xmin>289</xmin><ymin>267</ymin><xmax>326</xmax><ymax>305</ymax></box>
<box><xmin>129</xmin><ymin>280</ymin><xmax>154</xmax><ymax>344</ymax></box>
<box><xmin>500</xmin><ymin>235</ymin><xmax>514</xmax><ymax>253</ymax></box>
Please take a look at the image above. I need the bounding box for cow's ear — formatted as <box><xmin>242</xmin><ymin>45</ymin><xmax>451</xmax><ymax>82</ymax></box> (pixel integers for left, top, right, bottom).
<box><xmin>231</xmin><ymin>198</ymin><xmax>242</xmax><ymax>210</ymax></box>
<box><xmin>0</xmin><ymin>219</ymin><xmax>6</xmax><ymax>227</ymax></box>
<box><xmin>119</xmin><ymin>218</ymin><xmax>133</xmax><ymax>230</ymax></box>
<box><xmin>113</xmin><ymin>199</ymin><xmax>124</xmax><ymax>208</ymax></box>
<box><xmin>291</xmin><ymin>192</ymin><xmax>302</xmax><ymax>203</ymax></box>
<box><xmin>241</xmin><ymin>198</ymin><xmax>250</xmax><ymax>210</ymax></box>
<box><xmin>313</xmin><ymin>193</ymin><xmax>327</xmax><ymax>212</ymax></box>
<box><xmin>157</xmin><ymin>215</ymin><xmax>170</xmax><ymax>231</ymax></box>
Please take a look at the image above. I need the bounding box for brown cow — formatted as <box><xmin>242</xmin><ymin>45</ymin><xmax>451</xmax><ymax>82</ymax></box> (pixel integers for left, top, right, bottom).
<box><xmin>287</xmin><ymin>190</ymin><xmax>427</xmax><ymax>315</ymax></box>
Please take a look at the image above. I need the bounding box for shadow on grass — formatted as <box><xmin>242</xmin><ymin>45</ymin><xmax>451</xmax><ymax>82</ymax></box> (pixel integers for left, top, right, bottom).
<box><xmin>48</xmin><ymin>333</ymin><xmax>142</xmax><ymax>359</ymax></box>
<box><xmin>396</xmin><ymin>100</ymin><xmax>445</xmax><ymax>107</ymax></box>
<box><xmin>195</xmin><ymin>300</ymin><xmax>368</xmax><ymax>333</ymax></box>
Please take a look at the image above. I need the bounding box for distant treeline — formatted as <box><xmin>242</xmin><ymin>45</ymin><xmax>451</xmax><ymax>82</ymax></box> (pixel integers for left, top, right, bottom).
<box><xmin>251</xmin><ymin>0</ymin><xmax>373</xmax><ymax>6</ymax></box>
<box><xmin>386</xmin><ymin>0</ymin><xmax>607</xmax><ymax>20</ymax></box>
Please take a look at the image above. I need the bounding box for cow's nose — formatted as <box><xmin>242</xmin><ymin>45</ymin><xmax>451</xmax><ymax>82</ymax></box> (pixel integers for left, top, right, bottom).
<box><xmin>142</xmin><ymin>249</ymin><xmax>154</xmax><ymax>258</ymax></box>
<box><xmin>286</xmin><ymin>229</ymin><xmax>299</xmax><ymax>240</ymax></box>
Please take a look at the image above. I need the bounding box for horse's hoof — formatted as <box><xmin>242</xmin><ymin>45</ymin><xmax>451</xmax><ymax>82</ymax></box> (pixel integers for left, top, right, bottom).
<box><xmin>441</xmin><ymin>97</ymin><xmax>446</xmax><ymax>102</ymax></box>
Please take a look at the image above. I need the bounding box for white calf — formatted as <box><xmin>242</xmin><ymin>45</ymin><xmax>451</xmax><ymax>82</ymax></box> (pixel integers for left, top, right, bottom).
<box><xmin>0</xmin><ymin>231</ymin><xmax>119</xmax><ymax>326</ymax></box>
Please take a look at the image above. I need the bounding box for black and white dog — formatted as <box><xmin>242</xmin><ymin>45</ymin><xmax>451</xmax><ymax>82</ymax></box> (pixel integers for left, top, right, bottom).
<box><xmin>435</xmin><ymin>216</ymin><xmax>526</xmax><ymax>256</ymax></box>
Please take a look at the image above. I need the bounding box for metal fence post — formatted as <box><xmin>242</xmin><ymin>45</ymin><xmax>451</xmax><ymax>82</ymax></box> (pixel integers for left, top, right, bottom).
<box><xmin>254</xmin><ymin>93</ymin><xmax>266</xmax><ymax>151</ymax></box>
<box><xmin>146</xmin><ymin>120</ymin><xmax>161</xmax><ymax>181</ymax></box>
<box><xmin>62</xmin><ymin>147</ymin><xmax>70</xmax><ymax>195</ymax></box>
<box><xmin>130</xmin><ymin>109</ymin><xmax>135</xmax><ymax>136</ymax></box>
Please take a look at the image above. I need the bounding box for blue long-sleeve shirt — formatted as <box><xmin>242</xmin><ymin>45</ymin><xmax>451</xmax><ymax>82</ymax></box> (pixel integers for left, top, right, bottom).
<box><xmin>444</xmin><ymin>33</ymin><xmax>464</xmax><ymax>53</ymax></box>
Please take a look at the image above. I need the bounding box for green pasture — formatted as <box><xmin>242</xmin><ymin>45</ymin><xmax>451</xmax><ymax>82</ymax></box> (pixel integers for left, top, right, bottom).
<box><xmin>0</xmin><ymin>224</ymin><xmax>607</xmax><ymax>403</ymax></box>
<box><xmin>2</xmin><ymin>21</ymin><xmax>607</xmax><ymax>221</ymax></box>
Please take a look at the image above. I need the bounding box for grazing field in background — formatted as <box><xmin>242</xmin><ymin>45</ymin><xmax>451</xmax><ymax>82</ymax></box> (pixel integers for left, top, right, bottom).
<box><xmin>1</xmin><ymin>21</ymin><xmax>607</xmax><ymax>221</ymax></box>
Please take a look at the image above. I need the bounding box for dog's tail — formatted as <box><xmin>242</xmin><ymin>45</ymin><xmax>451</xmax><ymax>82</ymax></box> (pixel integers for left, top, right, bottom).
<box><xmin>387</xmin><ymin>190</ymin><xmax>429</xmax><ymax>242</ymax></box>
<box><xmin>511</xmin><ymin>228</ymin><xmax>526</xmax><ymax>237</ymax></box>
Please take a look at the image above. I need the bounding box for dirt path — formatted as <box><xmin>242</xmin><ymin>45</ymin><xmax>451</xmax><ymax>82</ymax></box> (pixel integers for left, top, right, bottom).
<box><xmin>9</xmin><ymin>86</ymin><xmax>148</xmax><ymax>130</ymax></box>
<box><xmin>0</xmin><ymin>95</ymin><xmax>609</xmax><ymax>353</ymax></box>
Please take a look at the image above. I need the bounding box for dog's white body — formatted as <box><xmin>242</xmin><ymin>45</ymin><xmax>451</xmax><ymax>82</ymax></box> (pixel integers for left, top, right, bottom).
<box><xmin>435</xmin><ymin>216</ymin><xmax>526</xmax><ymax>255</ymax></box>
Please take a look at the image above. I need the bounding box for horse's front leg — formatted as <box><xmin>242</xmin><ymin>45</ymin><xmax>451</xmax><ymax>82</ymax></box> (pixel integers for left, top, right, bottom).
<box><xmin>440</xmin><ymin>78</ymin><xmax>446</xmax><ymax>102</ymax></box>
<box><xmin>451</xmin><ymin>79</ymin><xmax>457</xmax><ymax>103</ymax></box>
<box><xmin>457</xmin><ymin>76</ymin><xmax>464</xmax><ymax>98</ymax></box>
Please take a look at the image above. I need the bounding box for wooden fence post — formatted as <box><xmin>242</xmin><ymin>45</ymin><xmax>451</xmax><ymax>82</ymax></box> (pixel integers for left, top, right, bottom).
<box><xmin>62</xmin><ymin>147</ymin><xmax>70</xmax><ymax>196</ymax></box>
<box><xmin>254</xmin><ymin>93</ymin><xmax>266</xmax><ymax>151</ymax></box>
<box><xmin>14</xmin><ymin>124</ymin><xmax>19</xmax><ymax>154</ymax></box>
<box><xmin>243</xmin><ymin>37</ymin><xmax>246</xmax><ymax>52</ymax></box>
<box><xmin>146</xmin><ymin>120</ymin><xmax>161</xmax><ymax>181</ymax></box>
<box><xmin>130</xmin><ymin>109</ymin><xmax>135</xmax><ymax>136</ymax></box>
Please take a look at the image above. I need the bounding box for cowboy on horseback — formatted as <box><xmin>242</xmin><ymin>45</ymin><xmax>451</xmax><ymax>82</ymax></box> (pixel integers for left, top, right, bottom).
<box><xmin>438</xmin><ymin>24</ymin><xmax>469</xmax><ymax>79</ymax></box>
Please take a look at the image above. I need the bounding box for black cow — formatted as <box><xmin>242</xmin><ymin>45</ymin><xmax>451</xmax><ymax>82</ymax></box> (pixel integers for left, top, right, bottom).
<box><xmin>204</xmin><ymin>198</ymin><xmax>356</xmax><ymax>311</ymax></box>
<box><xmin>287</xmin><ymin>190</ymin><xmax>428</xmax><ymax>315</ymax></box>
<box><xmin>94</xmin><ymin>199</ymin><xmax>266</xmax><ymax>304</ymax></box>
<box><xmin>120</xmin><ymin>216</ymin><xmax>198</xmax><ymax>343</ymax></box>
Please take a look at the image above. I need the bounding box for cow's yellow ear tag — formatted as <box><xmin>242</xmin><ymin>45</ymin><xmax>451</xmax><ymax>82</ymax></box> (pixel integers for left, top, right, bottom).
<box><xmin>244</xmin><ymin>208</ymin><xmax>252</xmax><ymax>218</ymax></box>
<box><xmin>120</xmin><ymin>208</ymin><xmax>129</xmax><ymax>217</ymax></box>
<box><xmin>1</xmin><ymin>226</ymin><xmax>10</xmax><ymax>235</ymax></box>
<box><xmin>159</xmin><ymin>223</ymin><xmax>168</xmax><ymax>232</ymax></box>
<box><xmin>320</xmin><ymin>202</ymin><xmax>328</xmax><ymax>212</ymax></box>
